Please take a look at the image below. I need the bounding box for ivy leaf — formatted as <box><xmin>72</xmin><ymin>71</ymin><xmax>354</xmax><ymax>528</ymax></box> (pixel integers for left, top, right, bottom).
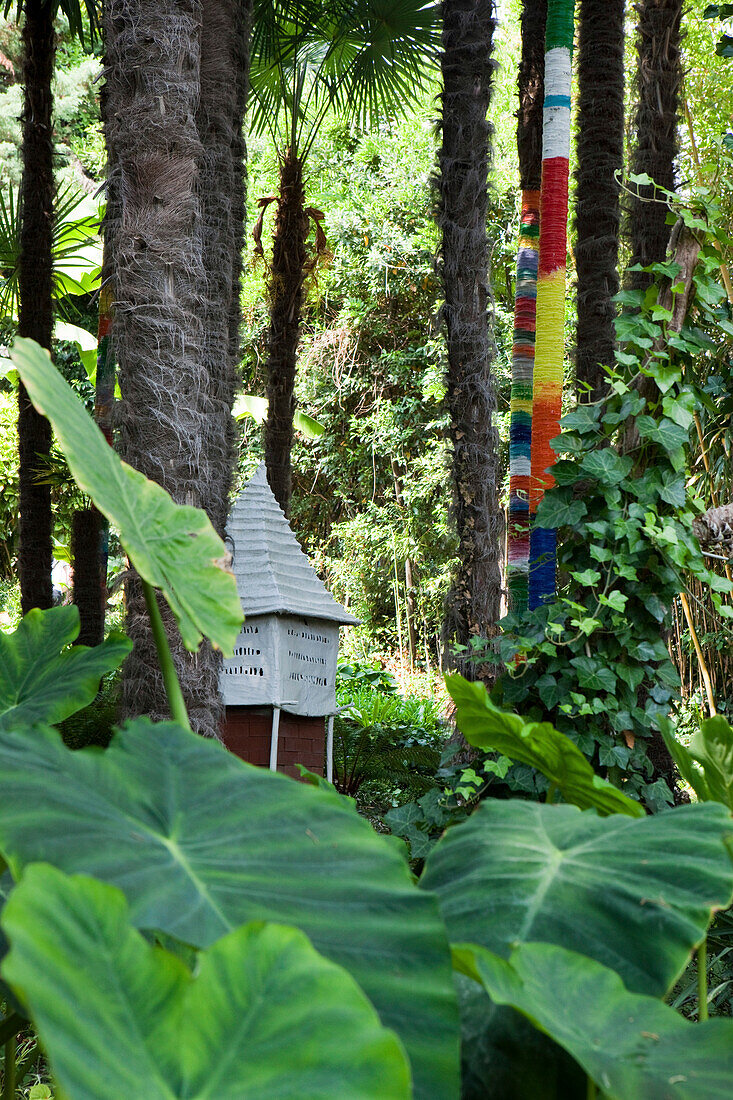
<box><xmin>599</xmin><ymin>591</ymin><xmax>628</xmax><ymax>613</ymax></box>
<box><xmin>658</xmin><ymin>472</ymin><xmax>686</xmax><ymax>507</ymax></box>
<box><xmin>534</xmin><ymin>496</ymin><xmax>587</xmax><ymax>529</ymax></box>
<box><xmin>560</xmin><ymin>407</ymin><xmax>601</xmax><ymax>434</ymax></box>
<box><xmin>644</xmin><ymin>362</ymin><xmax>681</xmax><ymax>393</ymax></box>
<box><xmin>580</xmin><ymin>450</ymin><xmax>632</xmax><ymax>486</ymax></box>
<box><xmin>569</xmin><ymin>656</ymin><xmax>617</xmax><ymax>692</ymax></box>
<box><xmin>635</xmin><ymin>415</ymin><xmax>689</xmax><ymax>452</ymax></box>
<box><xmin>570</xmin><ymin>569</ymin><xmax>601</xmax><ymax>586</ymax></box>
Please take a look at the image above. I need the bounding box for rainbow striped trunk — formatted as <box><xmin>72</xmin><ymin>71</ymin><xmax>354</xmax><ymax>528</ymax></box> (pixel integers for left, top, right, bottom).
<box><xmin>528</xmin><ymin>0</ymin><xmax>574</xmax><ymax>609</ymax></box>
<box><xmin>508</xmin><ymin>191</ymin><xmax>540</xmax><ymax>612</ymax></box>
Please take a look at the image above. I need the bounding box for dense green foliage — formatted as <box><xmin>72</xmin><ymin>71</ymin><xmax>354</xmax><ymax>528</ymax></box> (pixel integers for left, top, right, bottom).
<box><xmin>2</xmin><ymin>354</ymin><xmax>733</xmax><ymax>1098</ymax></box>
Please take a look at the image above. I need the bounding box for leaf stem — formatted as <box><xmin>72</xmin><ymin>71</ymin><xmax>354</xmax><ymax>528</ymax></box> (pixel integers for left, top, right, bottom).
<box><xmin>2</xmin><ymin>1033</ymin><xmax>16</xmax><ymax>1100</ymax></box>
<box><xmin>586</xmin><ymin>1075</ymin><xmax>597</xmax><ymax>1100</ymax></box>
<box><xmin>698</xmin><ymin>937</ymin><xmax>709</xmax><ymax>1022</ymax></box>
<box><xmin>0</xmin><ymin>1016</ymin><xmax>22</xmax><ymax>1049</ymax></box>
<box><xmin>545</xmin><ymin>783</ymin><xmax>558</xmax><ymax>805</ymax></box>
<box><xmin>141</xmin><ymin>579</ymin><xmax>191</xmax><ymax>731</ymax></box>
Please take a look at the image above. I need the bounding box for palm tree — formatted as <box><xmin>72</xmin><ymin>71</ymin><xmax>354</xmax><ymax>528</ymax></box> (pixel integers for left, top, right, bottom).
<box><xmin>508</xmin><ymin>0</ymin><xmax>546</xmax><ymax>613</ymax></box>
<box><xmin>249</xmin><ymin>0</ymin><xmax>441</xmax><ymax>514</ymax></box>
<box><xmin>14</xmin><ymin>0</ymin><xmax>98</xmax><ymax>615</ymax></box>
<box><xmin>437</xmin><ymin>0</ymin><xmax>502</xmax><ymax>668</ymax></box>
<box><xmin>574</xmin><ymin>0</ymin><xmax>625</xmax><ymax>401</ymax></box>
<box><xmin>103</xmin><ymin>0</ymin><xmax>251</xmax><ymax>737</ymax></box>
<box><xmin>627</xmin><ymin>0</ymin><xmax>683</xmax><ymax>290</ymax></box>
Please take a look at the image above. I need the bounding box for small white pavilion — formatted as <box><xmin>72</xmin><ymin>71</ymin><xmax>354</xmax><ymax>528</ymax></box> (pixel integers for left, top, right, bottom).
<box><xmin>220</xmin><ymin>463</ymin><xmax>358</xmax><ymax>778</ymax></box>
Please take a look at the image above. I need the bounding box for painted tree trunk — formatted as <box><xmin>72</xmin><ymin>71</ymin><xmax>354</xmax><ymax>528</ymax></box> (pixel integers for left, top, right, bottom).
<box><xmin>17</xmin><ymin>0</ymin><xmax>54</xmax><ymax>614</ymax></box>
<box><xmin>528</xmin><ymin>0</ymin><xmax>574</xmax><ymax>610</ymax></box>
<box><xmin>264</xmin><ymin>150</ymin><xmax>309</xmax><ymax>517</ymax></box>
<box><xmin>627</xmin><ymin>0</ymin><xmax>682</xmax><ymax>290</ymax></box>
<box><xmin>508</xmin><ymin>0</ymin><xmax>546</xmax><ymax>613</ymax></box>
<box><xmin>575</xmin><ymin>0</ymin><xmax>625</xmax><ymax>401</ymax></box>
<box><xmin>438</xmin><ymin>0</ymin><xmax>503</xmax><ymax>673</ymax></box>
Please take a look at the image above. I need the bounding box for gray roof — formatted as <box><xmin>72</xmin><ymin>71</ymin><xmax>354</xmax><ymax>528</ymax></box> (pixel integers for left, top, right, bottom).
<box><xmin>226</xmin><ymin>463</ymin><xmax>359</xmax><ymax>625</ymax></box>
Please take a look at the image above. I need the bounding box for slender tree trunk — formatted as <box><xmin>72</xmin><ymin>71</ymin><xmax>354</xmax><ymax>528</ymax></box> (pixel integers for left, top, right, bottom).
<box><xmin>438</xmin><ymin>0</ymin><xmax>503</xmax><ymax>675</ymax></box>
<box><xmin>196</xmin><ymin>0</ymin><xmax>251</xmax><ymax>536</ymax></box>
<box><xmin>71</xmin><ymin>45</ymin><xmax>122</xmax><ymax>648</ymax></box>
<box><xmin>508</xmin><ymin>0</ymin><xmax>546</xmax><ymax>612</ymax></box>
<box><xmin>391</xmin><ymin>456</ymin><xmax>418</xmax><ymax>669</ymax></box>
<box><xmin>17</xmin><ymin>0</ymin><xmax>55</xmax><ymax>614</ymax></box>
<box><xmin>627</xmin><ymin>0</ymin><xmax>682</xmax><ymax>290</ymax></box>
<box><xmin>264</xmin><ymin>149</ymin><xmax>309</xmax><ymax>516</ymax></box>
<box><xmin>71</xmin><ymin>508</ymin><xmax>105</xmax><ymax>646</ymax></box>
<box><xmin>575</xmin><ymin>0</ymin><xmax>625</xmax><ymax>401</ymax></box>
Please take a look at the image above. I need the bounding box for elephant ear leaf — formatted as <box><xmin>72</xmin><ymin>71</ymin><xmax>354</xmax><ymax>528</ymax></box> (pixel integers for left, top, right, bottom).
<box><xmin>689</xmin><ymin>716</ymin><xmax>733</xmax><ymax>810</ymax></box>
<box><xmin>659</xmin><ymin>716</ymin><xmax>711</xmax><ymax>802</ymax></box>
<box><xmin>1</xmin><ymin>865</ymin><xmax>412</xmax><ymax>1100</ymax></box>
<box><xmin>444</xmin><ymin>674</ymin><xmax>644</xmax><ymax>817</ymax></box>
<box><xmin>0</xmin><ymin>606</ymin><xmax>131</xmax><ymax>732</ymax></box>
<box><xmin>9</xmin><ymin>338</ymin><xmax>242</xmax><ymax>654</ymax></box>
<box><xmin>454</xmin><ymin>941</ymin><xmax>733</xmax><ymax>1100</ymax></box>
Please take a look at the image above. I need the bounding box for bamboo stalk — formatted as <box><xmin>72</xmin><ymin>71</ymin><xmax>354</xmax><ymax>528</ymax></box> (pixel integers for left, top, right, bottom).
<box><xmin>679</xmin><ymin>591</ymin><xmax>716</xmax><ymax>716</ymax></box>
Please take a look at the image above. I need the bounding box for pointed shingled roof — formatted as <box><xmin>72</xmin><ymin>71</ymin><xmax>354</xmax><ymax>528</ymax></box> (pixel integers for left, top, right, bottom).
<box><xmin>226</xmin><ymin>463</ymin><xmax>359</xmax><ymax>625</ymax></box>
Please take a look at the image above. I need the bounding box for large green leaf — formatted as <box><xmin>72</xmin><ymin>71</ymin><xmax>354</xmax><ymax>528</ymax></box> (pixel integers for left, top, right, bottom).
<box><xmin>9</xmin><ymin>338</ymin><xmax>242</xmax><ymax>654</ymax></box>
<box><xmin>0</xmin><ymin>720</ymin><xmax>459</xmax><ymax>1100</ymax></box>
<box><xmin>0</xmin><ymin>606</ymin><xmax>131</xmax><ymax>732</ymax></box>
<box><xmin>2</xmin><ymin>865</ymin><xmax>411</xmax><ymax>1100</ymax></box>
<box><xmin>454</xmin><ymin>942</ymin><xmax>733</xmax><ymax>1100</ymax></box>
<box><xmin>661</xmin><ymin>715</ymin><xmax>733</xmax><ymax>809</ymax></box>
<box><xmin>420</xmin><ymin>798</ymin><xmax>733</xmax><ymax>996</ymax></box>
<box><xmin>445</xmin><ymin>675</ymin><xmax>644</xmax><ymax>817</ymax></box>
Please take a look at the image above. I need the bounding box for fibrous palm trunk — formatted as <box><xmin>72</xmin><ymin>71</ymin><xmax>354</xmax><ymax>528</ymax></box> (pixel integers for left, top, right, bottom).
<box><xmin>17</xmin><ymin>0</ymin><xmax>55</xmax><ymax>614</ymax></box>
<box><xmin>264</xmin><ymin>149</ymin><xmax>309</xmax><ymax>516</ymax></box>
<box><xmin>196</xmin><ymin>0</ymin><xmax>251</xmax><ymax>536</ymax></box>
<box><xmin>575</xmin><ymin>0</ymin><xmax>625</xmax><ymax>401</ymax></box>
<box><xmin>627</xmin><ymin>0</ymin><xmax>682</xmax><ymax>290</ymax></box>
<box><xmin>508</xmin><ymin>0</ymin><xmax>546</xmax><ymax>612</ymax></box>
<box><xmin>105</xmin><ymin>0</ymin><xmax>248</xmax><ymax>737</ymax></box>
<box><xmin>438</xmin><ymin>0</ymin><xmax>503</xmax><ymax>673</ymax></box>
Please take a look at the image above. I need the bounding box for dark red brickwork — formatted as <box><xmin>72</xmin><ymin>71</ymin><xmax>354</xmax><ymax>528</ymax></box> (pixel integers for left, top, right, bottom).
<box><xmin>221</xmin><ymin>706</ymin><xmax>325</xmax><ymax>779</ymax></box>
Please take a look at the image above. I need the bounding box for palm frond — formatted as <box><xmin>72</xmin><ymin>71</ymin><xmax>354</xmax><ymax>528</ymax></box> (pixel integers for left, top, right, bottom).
<box><xmin>248</xmin><ymin>0</ymin><xmax>440</xmax><ymax>148</ymax></box>
<box><xmin>0</xmin><ymin>181</ymin><xmax>102</xmax><ymax>321</ymax></box>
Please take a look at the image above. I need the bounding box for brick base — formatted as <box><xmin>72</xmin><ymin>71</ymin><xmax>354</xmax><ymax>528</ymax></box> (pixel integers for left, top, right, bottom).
<box><xmin>221</xmin><ymin>706</ymin><xmax>325</xmax><ymax>780</ymax></box>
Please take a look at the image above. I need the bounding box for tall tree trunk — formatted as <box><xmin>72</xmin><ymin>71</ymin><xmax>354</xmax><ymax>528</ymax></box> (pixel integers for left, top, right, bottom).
<box><xmin>17</xmin><ymin>0</ymin><xmax>55</xmax><ymax>614</ymax></box>
<box><xmin>508</xmin><ymin>0</ymin><xmax>546</xmax><ymax>612</ymax></box>
<box><xmin>71</xmin><ymin>508</ymin><xmax>105</xmax><ymax>646</ymax></box>
<box><xmin>104</xmin><ymin>0</ymin><xmax>226</xmax><ymax>738</ymax></box>
<box><xmin>264</xmin><ymin>149</ymin><xmax>309</xmax><ymax>516</ymax></box>
<box><xmin>70</xmin><ymin>47</ymin><xmax>122</xmax><ymax>649</ymax></box>
<box><xmin>627</xmin><ymin>0</ymin><xmax>682</xmax><ymax>290</ymax></box>
<box><xmin>528</xmin><ymin>0</ymin><xmax>575</xmax><ymax>609</ymax></box>
<box><xmin>196</xmin><ymin>0</ymin><xmax>251</xmax><ymax>536</ymax></box>
<box><xmin>105</xmin><ymin>0</ymin><xmax>250</xmax><ymax>735</ymax></box>
<box><xmin>575</xmin><ymin>0</ymin><xmax>625</xmax><ymax>402</ymax></box>
<box><xmin>438</xmin><ymin>0</ymin><xmax>503</xmax><ymax>676</ymax></box>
